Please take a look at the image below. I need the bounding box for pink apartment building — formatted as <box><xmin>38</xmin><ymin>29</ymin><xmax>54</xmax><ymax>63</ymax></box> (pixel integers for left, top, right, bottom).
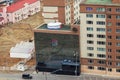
<box><xmin>0</xmin><ymin>0</ymin><xmax>40</xmax><ymax>25</ymax></box>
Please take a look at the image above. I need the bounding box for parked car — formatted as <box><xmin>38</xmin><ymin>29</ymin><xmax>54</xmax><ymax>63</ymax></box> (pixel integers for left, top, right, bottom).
<box><xmin>22</xmin><ymin>74</ymin><xmax>32</xmax><ymax>79</ymax></box>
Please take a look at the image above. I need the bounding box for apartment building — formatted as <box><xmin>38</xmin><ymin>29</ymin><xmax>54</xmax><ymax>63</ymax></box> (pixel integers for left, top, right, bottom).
<box><xmin>0</xmin><ymin>0</ymin><xmax>40</xmax><ymax>24</ymax></box>
<box><xmin>42</xmin><ymin>0</ymin><xmax>82</xmax><ymax>24</ymax></box>
<box><xmin>80</xmin><ymin>0</ymin><xmax>120</xmax><ymax>76</ymax></box>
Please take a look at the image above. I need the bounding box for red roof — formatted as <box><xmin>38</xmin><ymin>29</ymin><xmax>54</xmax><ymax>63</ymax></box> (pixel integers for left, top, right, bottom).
<box><xmin>7</xmin><ymin>0</ymin><xmax>38</xmax><ymax>13</ymax></box>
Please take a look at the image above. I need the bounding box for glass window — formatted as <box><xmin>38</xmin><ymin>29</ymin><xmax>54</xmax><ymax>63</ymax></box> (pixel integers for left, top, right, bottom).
<box><xmin>116</xmin><ymin>69</ymin><xmax>120</xmax><ymax>72</ymax></box>
<box><xmin>108</xmin><ymin>36</ymin><xmax>112</xmax><ymax>39</ymax></box>
<box><xmin>116</xmin><ymin>56</ymin><xmax>120</xmax><ymax>59</ymax></box>
<box><xmin>116</xmin><ymin>62</ymin><xmax>120</xmax><ymax>66</ymax></box>
<box><xmin>116</xmin><ymin>29</ymin><xmax>120</xmax><ymax>33</ymax></box>
<box><xmin>107</xmin><ymin>15</ymin><xmax>111</xmax><ymax>19</ymax></box>
<box><xmin>97</xmin><ymin>35</ymin><xmax>105</xmax><ymax>38</ymax></box>
<box><xmin>107</xmin><ymin>29</ymin><xmax>112</xmax><ymax>32</ymax></box>
<box><xmin>116</xmin><ymin>8</ymin><xmax>120</xmax><ymax>12</ymax></box>
<box><xmin>97</xmin><ymin>28</ymin><xmax>105</xmax><ymax>32</ymax></box>
<box><xmin>97</xmin><ymin>54</ymin><xmax>106</xmax><ymax>58</ymax></box>
<box><xmin>116</xmin><ymin>15</ymin><xmax>120</xmax><ymax>19</ymax></box>
<box><xmin>98</xmin><ymin>60</ymin><xmax>106</xmax><ymax>64</ymax></box>
<box><xmin>116</xmin><ymin>36</ymin><xmax>120</xmax><ymax>40</ymax></box>
<box><xmin>107</xmin><ymin>22</ymin><xmax>112</xmax><ymax>26</ymax></box>
<box><xmin>108</xmin><ymin>49</ymin><xmax>112</xmax><ymax>52</ymax></box>
<box><xmin>87</xmin><ymin>40</ymin><xmax>94</xmax><ymax>44</ymax></box>
<box><xmin>97</xmin><ymin>41</ymin><xmax>106</xmax><ymax>45</ymax></box>
<box><xmin>88</xmin><ymin>59</ymin><xmax>94</xmax><ymax>64</ymax></box>
<box><xmin>108</xmin><ymin>68</ymin><xmax>112</xmax><ymax>72</ymax></box>
<box><xmin>97</xmin><ymin>21</ymin><xmax>105</xmax><ymax>25</ymax></box>
<box><xmin>116</xmin><ymin>49</ymin><xmax>120</xmax><ymax>53</ymax></box>
<box><xmin>96</xmin><ymin>8</ymin><xmax>105</xmax><ymax>12</ymax></box>
<box><xmin>88</xmin><ymin>66</ymin><xmax>94</xmax><ymax>69</ymax></box>
<box><xmin>86</xmin><ymin>14</ymin><xmax>93</xmax><ymax>18</ymax></box>
<box><xmin>87</xmin><ymin>27</ymin><xmax>93</xmax><ymax>31</ymax></box>
<box><xmin>116</xmin><ymin>22</ymin><xmax>120</xmax><ymax>26</ymax></box>
<box><xmin>96</xmin><ymin>14</ymin><xmax>105</xmax><ymax>18</ymax></box>
<box><xmin>97</xmin><ymin>48</ymin><xmax>106</xmax><ymax>52</ymax></box>
<box><xmin>97</xmin><ymin>67</ymin><xmax>106</xmax><ymax>71</ymax></box>
<box><xmin>108</xmin><ymin>42</ymin><xmax>112</xmax><ymax>46</ymax></box>
<box><xmin>86</xmin><ymin>21</ymin><xmax>93</xmax><ymax>24</ymax></box>
<box><xmin>87</xmin><ymin>53</ymin><xmax>94</xmax><ymax>57</ymax></box>
<box><xmin>107</xmin><ymin>8</ymin><xmax>111</xmax><ymax>12</ymax></box>
<box><xmin>86</xmin><ymin>7</ymin><xmax>93</xmax><ymax>11</ymax></box>
<box><xmin>87</xmin><ymin>34</ymin><xmax>93</xmax><ymax>37</ymax></box>
<box><xmin>87</xmin><ymin>47</ymin><xmax>94</xmax><ymax>50</ymax></box>
<box><xmin>116</xmin><ymin>42</ymin><xmax>120</xmax><ymax>46</ymax></box>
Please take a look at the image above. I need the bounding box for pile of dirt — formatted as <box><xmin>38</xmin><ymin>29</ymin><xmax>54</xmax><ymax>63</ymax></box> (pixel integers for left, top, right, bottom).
<box><xmin>0</xmin><ymin>12</ymin><xmax>44</xmax><ymax>67</ymax></box>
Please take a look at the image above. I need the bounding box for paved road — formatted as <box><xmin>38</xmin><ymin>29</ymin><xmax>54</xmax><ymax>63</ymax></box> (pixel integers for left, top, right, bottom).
<box><xmin>0</xmin><ymin>71</ymin><xmax>119</xmax><ymax>80</ymax></box>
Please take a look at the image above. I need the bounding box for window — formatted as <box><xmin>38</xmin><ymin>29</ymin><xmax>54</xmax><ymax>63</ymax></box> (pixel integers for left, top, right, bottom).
<box><xmin>98</xmin><ymin>60</ymin><xmax>106</xmax><ymax>64</ymax></box>
<box><xmin>116</xmin><ymin>8</ymin><xmax>120</xmax><ymax>12</ymax></box>
<box><xmin>88</xmin><ymin>66</ymin><xmax>94</xmax><ymax>69</ymax></box>
<box><xmin>86</xmin><ymin>14</ymin><xmax>93</xmax><ymax>18</ymax></box>
<box><xmin>108</xmin><ymin>42</ymin><xmax>112</xmax><ymax>46</ymax></box>
<box><xmin>107</xmin><ymin>29</ymin><xmax>112</xmax><ymax>33</ymax></box>
<box><xmin>108</xmin><ymin>68</ymin><xmax>112</xmax><ymax>72</ymax></box>
<box><xmin>116</xmin><ymin>49</ymin><xmax>120</xmax><ymax>53</ymax></box>
<box><xmin>87</xmin><ymin>40</ymin><xmax>94</xmax><ymax>44</ymax></box>
<box><xmin>116</xmin><ymin>56</ymin><xmax>120</xmax><ymax>60</ymax></box>
<box><xmin>108</xmin><ymin>49</ymin><xmax>112</xmax><ymax>52</ymax></box>
<box><xmin>97</xmin><ymin>67</ymin><xmax>106</xmax><ymax>71</ymax></box>
<box><xmin>108</xmin><ymin>62</ymin><xmax>112</xmax><ymax>66</ymax></box>
<box><xmin>108</xmin><ymin>36</ymin><xmax>112</xmax><ymax>39</ymax></box>
<box><xmin>96</xmin><ymin>8</ymin><xmax>105</xmax><ymax>12</ymax></box>
<box><xmin>87</xmin><ymin>27</ymin><xmax>93</xmax><ymax>31</ymax></box>
<box><xmin>107</xmin><ymin>15</ymin><xmax>111</xmax><ymax>19</ymax></box>
<box><xmin>97</xmin><ymin>21</ymin><xmax>105</xmax><ymax>25</ymax></box>
<box><xmin>116</xmin><ymin>36</ymin><xmax>120</xmax><ymax>40</ymax></box>
<box><xmin>116</xmin><ymin>22</ymin><xmax>120</xmax><ymax>26</ymax></box>
<box><xmin>87</xmin><ymin>47</ymin><xmax>94</xmax><ymax>50</ymax></box>
<box><xmin>116</xmin><ymin>15</ymin><xmax>120</xmax><ymax>19</ymax></box>
<box><xmin>96</xmin><ymin>14</ymin><xmax>105</xmax><ymax>18</ymax></box>
<box><xmin>87</xmin><ymin>53</ymin><xmax>94</xmax><ymax>57</ymax></box>
<box><xmin>108</xmin><ymin>55</ymin><xmax>112</xmax><ymax>59</ymax></box>
<box><xmin>97</xmin><ymin>35</ymin><xmax>105</xmax><ymax>38</ymax></box>
<box><xmin>116</xmin><ymin>62</ymin><xmax>120</xmax><ymax>66</ymax></box>
<box><xmin>86</xmin><ymin>7</ymin><xmax>93</xmax><ymax>11</ymax></box>
<box><xmin>87</xmin><ymin>34</ymin><xmax>93</xmax><ymax>37</ymax></box>
<box><xmin>86</xmin><ymin>21</ymin><xmax>93</xmax><ymax>24</ymax></box>
<box><xmin>107</xmin><ymin>8</ymin><xmax>111</xmax><ymax>12</ymax></box>
<box><xmin>116</xmin><ymin>69</ymin><xmax>120</xmax><ymax>72</ymax></box>
<box><xmin>116</xmin><ymin>42</ymin><xmax>120</xmax><ymax>46</ymax></box>
<box><xmin>97</xmin><ymin>41</ymin><xmax>106</xmax><ymax>45</ymax></box>
<box><xmin>107</xmin><ymin>22</ymin><xmax>112</xmax><ymax>26</ymax></box>
<box><xmin>97</xmin><ymin>28</ymin><xmax>105</xmax><ymax>32</ymax></box>
<box><xmin>116</xmin><ymin>29</ymin><xmax>120</xmax><ymax>33</ymax></box>
<box><xmin>88</xmin><ymin>59</ymin><xmax>94</xmax><ymax>64</ymax></box>
<box><xmin>97</xmin><ymin>48</ymin><xmax>106</xmax><ymax>52</ymax></box>
<box><xmin>97</xmin><ymin>54</ymin><xmax>106</xmax><ymax>58</ymax></box>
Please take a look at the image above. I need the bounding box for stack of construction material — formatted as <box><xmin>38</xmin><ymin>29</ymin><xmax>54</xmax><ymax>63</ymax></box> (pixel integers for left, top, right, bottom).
<box><xmin>10</xmin><ymin>41</ymin><xmax>34</xmax><ymax>58</ymax></box>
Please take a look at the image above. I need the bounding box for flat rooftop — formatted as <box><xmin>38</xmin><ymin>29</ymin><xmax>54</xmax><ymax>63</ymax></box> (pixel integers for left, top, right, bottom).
<box><xmin>85</xmin><ymin>0</ymin><xmax>112</xmax><ymax>4</ymax></box>
<box><xmin>81</xmin><ymin>0</ymin><xmax>120</xmax><ymax>6</ymax></box>
<box><xmin>34</xmin><ymin>23</ymin><xmax>79</xmax><ymax>35</ymax></box>
<box><xmin>37</xmin><ymin>24</ymin><xmax>71</xmax><ymax>30</ymax></box>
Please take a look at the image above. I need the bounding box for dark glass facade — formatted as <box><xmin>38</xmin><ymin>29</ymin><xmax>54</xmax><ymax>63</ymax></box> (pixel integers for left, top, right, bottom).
<box><xmin>34</xmin><ymin>32</ymin><xmax>80</xmax><ymax>74</ymax></box>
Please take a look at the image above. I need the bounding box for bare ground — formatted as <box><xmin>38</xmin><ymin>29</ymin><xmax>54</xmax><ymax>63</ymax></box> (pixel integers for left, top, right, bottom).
<box><xmin>0</xmin><ymin>12</ymin><xmax>44</xmax><ymax>67</ymax></box>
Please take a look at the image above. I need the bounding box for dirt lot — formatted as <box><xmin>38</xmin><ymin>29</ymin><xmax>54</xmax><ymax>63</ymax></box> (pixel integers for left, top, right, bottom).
<box><xmin>0</xmin><ymin>12</ymin><xmax>44</xmax><ymax>67</ymax></box>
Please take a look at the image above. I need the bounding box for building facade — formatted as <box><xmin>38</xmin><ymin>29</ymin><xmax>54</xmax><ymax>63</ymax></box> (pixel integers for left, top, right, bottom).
<box><xmin>80</xmin><ymin>0</ymin><xmax>120</xmax><ymax>76</ymax></box>
<box><xmin>34</xmin><ymin>23</ymin><xmax>80</xmax><ymax>75</ymax></box>
<box><xmin>42</xmin><ymin>0</ymin><xmax>82</xmax><ymax>24</ymax></box>
<box><xmin>0</xmin><ymin>0</ymin><xmax>40</xmax><ymax>25</ymax></box>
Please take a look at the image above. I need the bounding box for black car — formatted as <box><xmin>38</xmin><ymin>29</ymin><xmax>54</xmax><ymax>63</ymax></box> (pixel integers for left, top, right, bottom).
<box><xmin>22</xmin><ymin>74</ymin><xmax>32</xmax><ymax>79</ymax></box>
